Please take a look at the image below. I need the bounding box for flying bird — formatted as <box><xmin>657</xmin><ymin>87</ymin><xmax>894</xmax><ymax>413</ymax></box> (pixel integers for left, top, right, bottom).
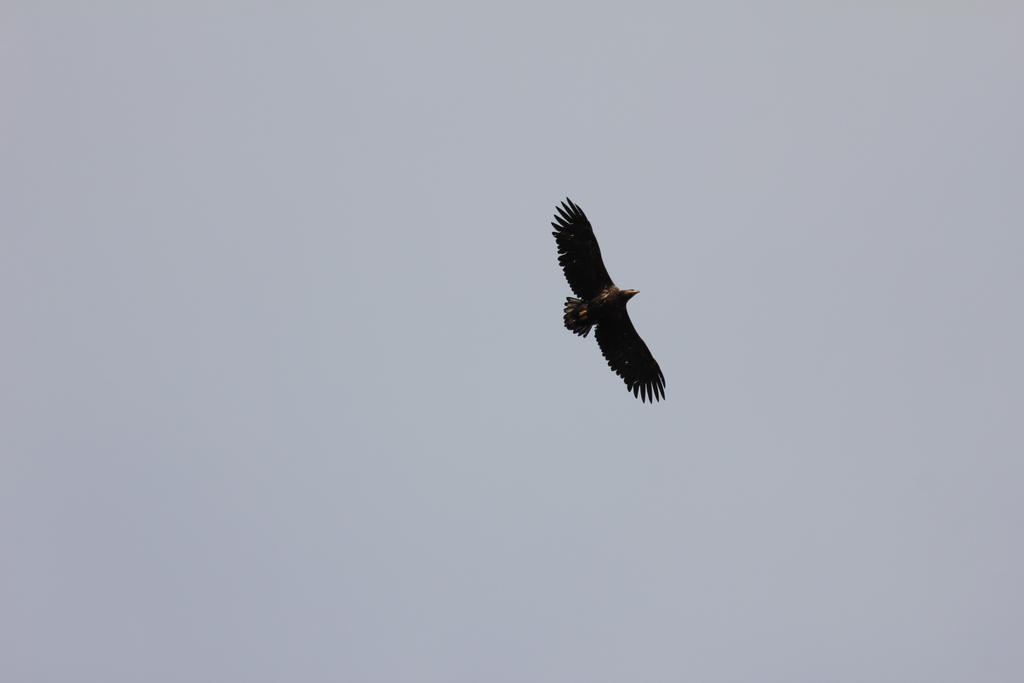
<box><xmin>551</xmin><ymin>198</ymin><xmax>665</xmax><ymax>403</ymax></box>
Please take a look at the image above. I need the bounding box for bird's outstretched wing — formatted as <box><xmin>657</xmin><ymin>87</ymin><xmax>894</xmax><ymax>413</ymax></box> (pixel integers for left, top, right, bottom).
<box><xmin>551</xmin><ymin>198</ymin><xmax>614</xmax><ymax>299</ymax></box>
<box><xmin>595</xmin><ymin>311</ymin><xmax>666</xmax><ymax>403</ymax></box>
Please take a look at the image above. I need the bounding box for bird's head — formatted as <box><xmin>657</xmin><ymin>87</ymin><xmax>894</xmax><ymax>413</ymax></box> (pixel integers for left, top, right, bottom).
<box><xmin>622</xmin><ymin>289</ymin><xmax>639</xmax><ymax>301</ymax></box>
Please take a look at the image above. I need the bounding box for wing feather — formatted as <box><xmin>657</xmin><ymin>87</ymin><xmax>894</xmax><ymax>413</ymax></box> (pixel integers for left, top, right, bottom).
<box><xmin>594</xmin><ymin>311</ymin><xmax>666</xmax><ymax>403</ymax></box>
<box><xmin>551</xmin><ymin>198</ymin><xmax>614</xmax><ymax>299</ymax></box>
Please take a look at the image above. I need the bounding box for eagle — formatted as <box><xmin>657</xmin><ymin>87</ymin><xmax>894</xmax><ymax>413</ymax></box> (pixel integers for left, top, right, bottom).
<box><xmin>551</xmin><ymin>198</ymin><xmax>666</xmax><ymax>403</ymax></box>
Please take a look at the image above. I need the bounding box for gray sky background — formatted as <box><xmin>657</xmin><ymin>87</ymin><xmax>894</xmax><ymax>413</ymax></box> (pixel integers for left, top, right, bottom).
<box><xmin>4</xmin><ymin>4</ymin><xmax>1023</xmax><ymax>682</ymax></box>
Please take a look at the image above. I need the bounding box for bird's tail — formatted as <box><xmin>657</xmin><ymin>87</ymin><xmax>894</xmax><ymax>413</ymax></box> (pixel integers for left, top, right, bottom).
<box><xmin>563</xmin><ymin>297</ymin><xmax>593</xmax><ymax>337</ymax></box>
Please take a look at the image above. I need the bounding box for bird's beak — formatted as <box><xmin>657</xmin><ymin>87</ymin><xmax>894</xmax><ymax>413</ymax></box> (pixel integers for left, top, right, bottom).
<box><xmin>624</xmin><ymin>289</ymin><xmax>639</xmax><ymax>299</ymax></box>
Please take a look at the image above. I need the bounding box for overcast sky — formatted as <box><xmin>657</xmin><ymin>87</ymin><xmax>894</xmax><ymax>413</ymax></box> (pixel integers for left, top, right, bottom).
<box><xmin>4</xmin><ymin>4</ymin><xmax>1023</xmax><ymax>682</ymax></box>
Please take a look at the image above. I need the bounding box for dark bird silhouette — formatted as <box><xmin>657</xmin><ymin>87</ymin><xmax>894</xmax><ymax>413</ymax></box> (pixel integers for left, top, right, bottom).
<box><xmin>551</xmin><ymin>198</ymin><xmax>665</xmax><ymax>403</ymax></box>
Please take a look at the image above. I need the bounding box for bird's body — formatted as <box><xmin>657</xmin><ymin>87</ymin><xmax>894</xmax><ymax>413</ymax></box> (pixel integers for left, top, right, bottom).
<box><xmin>551</xmin><ymin>198</ymin><xmax>665</xmax><ymax>403</ymax></box>
<box><xmin>562</xmin><ymin>287</ymin><xmax>636</xmax><ymax>337</ymax></box>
